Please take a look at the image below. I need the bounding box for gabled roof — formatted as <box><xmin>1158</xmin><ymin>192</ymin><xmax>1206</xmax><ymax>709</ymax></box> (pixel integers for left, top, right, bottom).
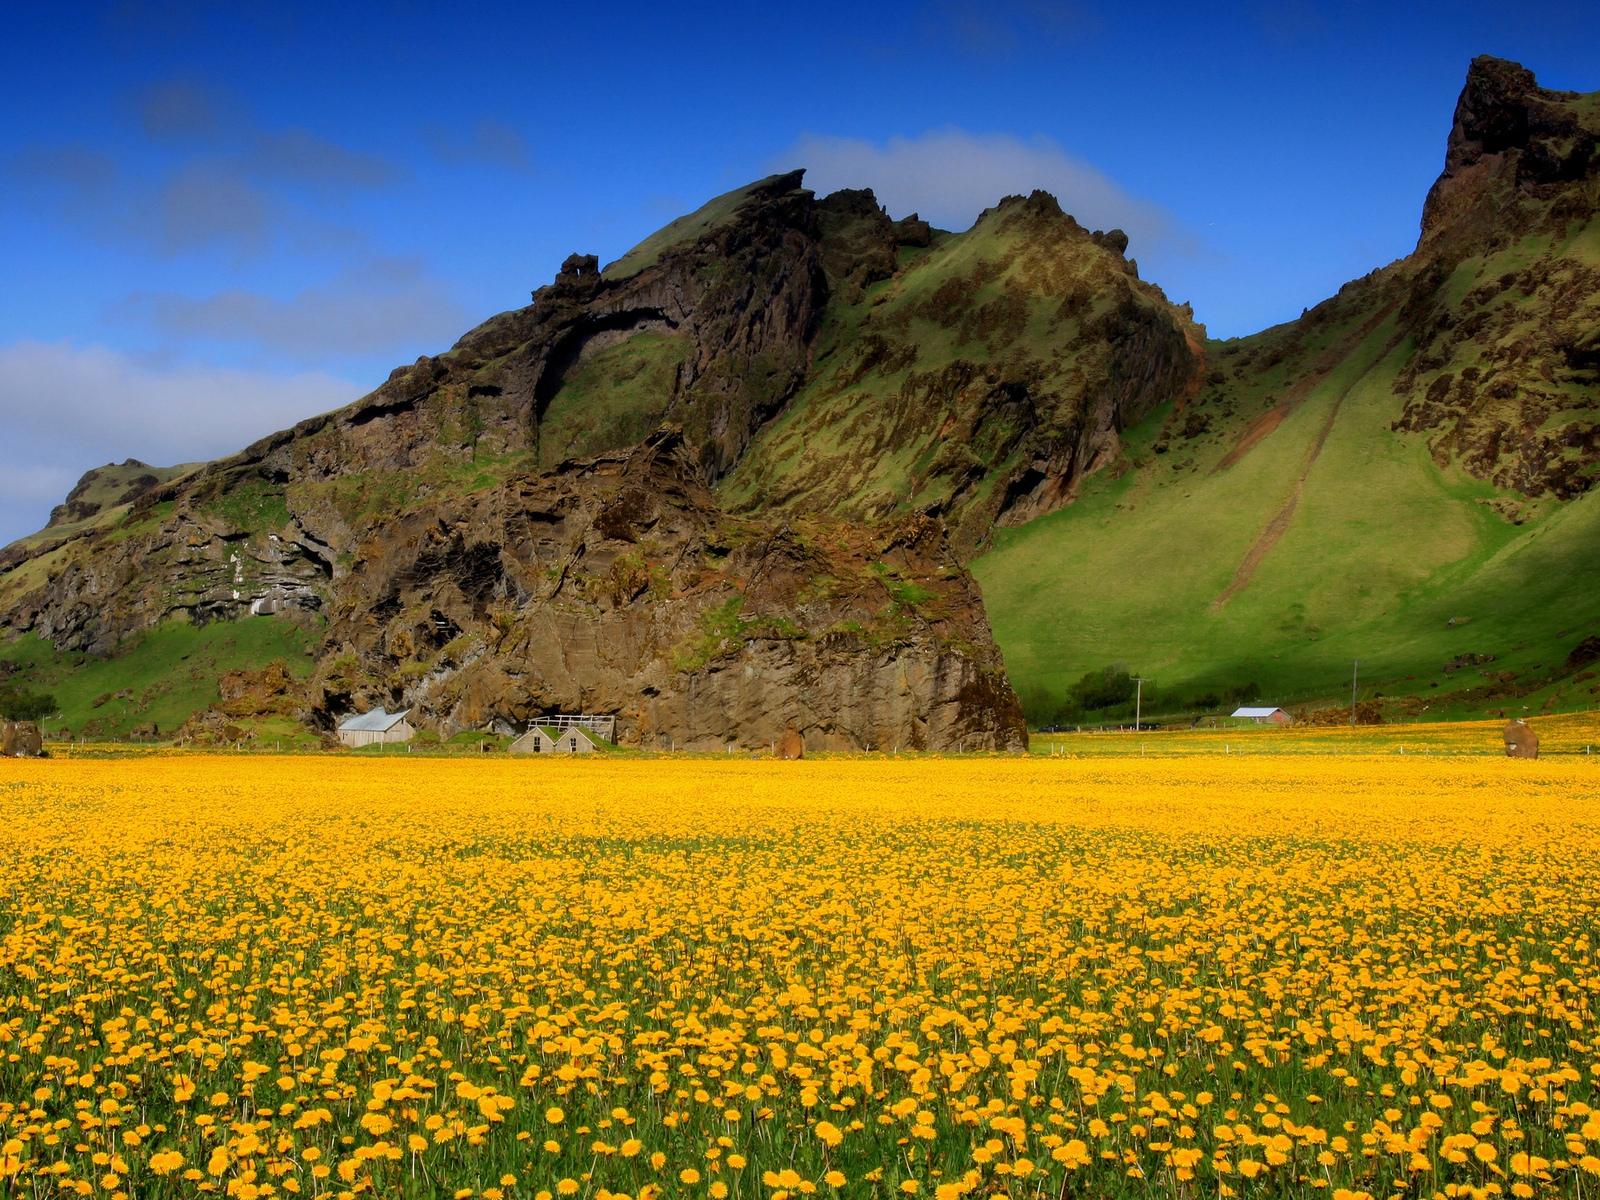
<box><xmin>1232</xmin><ymin>706</ymin><xmax>1287</xmax><ymax>717</ymax></box>
<box><xmin>337</xmin><ymin>708</ymin><xmax>412</xmax><ymax>732</ymax></box>
<box><xmin>541</xmin><ymin>725</ymin><xmax>593</xmax><ymax>741</ymax></box>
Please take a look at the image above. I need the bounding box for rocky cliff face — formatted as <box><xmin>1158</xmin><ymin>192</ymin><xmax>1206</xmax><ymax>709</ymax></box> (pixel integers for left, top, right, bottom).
<box><xmin>1389</xmin><ymin>56</ymin><xmax>1600</xmax><ymax>499</ymax></box>
<box><xmin>720</xmin><ymin>190</ymin><xmax>1206</xmax><ymax>555</ymax></box>
<box><xmin>300</xmin><ymin>429</ymin><xmax>1024</xmax><ymax>751</ymax></box>
<box><xmin>1</xmin><ymin>160</ymin><xmax>1220</xmax><ymax>746</ymax></box>
<box><xmin>160</xmin><ymin>170</ymin><xmax>827</xmax><ymax>526</ymax></box>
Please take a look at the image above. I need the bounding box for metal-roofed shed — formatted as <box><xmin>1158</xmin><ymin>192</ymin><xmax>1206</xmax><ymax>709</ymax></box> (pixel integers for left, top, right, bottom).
<box><xmin>336</xmin><ymin>708</ymin><xmax>415</xmax><ymax>747</ymax></box>
<box><xmin>1232</xmin><ymin>706</ymin><xmax>1292</xmax><ymax>725</ymax></box>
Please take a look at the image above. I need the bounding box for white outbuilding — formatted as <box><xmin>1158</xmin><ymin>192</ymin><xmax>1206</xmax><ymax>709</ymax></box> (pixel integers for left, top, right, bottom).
<box><xmin>336</xmin><ymin>708</ymin><xmax>415</xmax><ymax>747</ymax></box>
<box><xmin>1231</xmin><ymin>706</ymin><xmax>1292</xmax><ymax>725</ymax></box>
<box><xmin>510</xmin><ymin>725</ymin><xmax>597</xmax><ymax>754</ymax></box>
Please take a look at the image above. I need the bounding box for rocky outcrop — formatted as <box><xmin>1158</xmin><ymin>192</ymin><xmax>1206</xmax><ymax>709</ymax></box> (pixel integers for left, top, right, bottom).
<box><xmin>1</xmin><ymin>497</ymin><xmax>329</xmax><ymax>657</ymax></box>
<box><xmin>2</xmin><ymin>721</ymin><xmax>43</xmax><ymax>757</ymax></box>
<box><xmin>1420</xmin><ymin>56</ymin><xmax>1596</xmax><ymax>248</ymax></box>
<box><xmin>46</xmin><ymin>460</ymin><xmax>165</xmax><ymax>528</ymax></box>
<box><xmin>302</xmin><ymin>429</ymin><xmax>1025</xmax><ymax>752</ymax></box>
<box><xmin>723</xmin><ymin>189</ymin><xmax>1206</xmax><ymax>554</ymax></box>
<box><xmin>1389</xmin><ymin>56</ymin><xmax>1600</xmax><ymax>500</ymax></box>
<box><xmin>1</xmin><ymin>164</ymin><xmax>1208</xmax><ymax>746</ymax></box>
<box><xmin>179</xmin><ymin>170</ymin><xmax>826</xmax><ymax>500</ymax></box>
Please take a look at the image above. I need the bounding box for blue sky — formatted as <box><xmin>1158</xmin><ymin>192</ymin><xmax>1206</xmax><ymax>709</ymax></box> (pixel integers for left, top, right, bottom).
<box><xmin>1</xmin><ymin>0</ymin><xmax>1596</xmax><ymax>543</ymax></box>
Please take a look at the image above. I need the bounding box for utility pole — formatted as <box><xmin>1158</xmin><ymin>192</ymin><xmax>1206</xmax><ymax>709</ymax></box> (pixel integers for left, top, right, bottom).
<box><xmin>1133</xmin><ymin>677</ymin><xmax>1151</xmax><ymax>732</ymax></box>
<box><xmin>1350</xmin><ymin>660</ymin><xmax>1360</xmax><ymax>726</ymax></box>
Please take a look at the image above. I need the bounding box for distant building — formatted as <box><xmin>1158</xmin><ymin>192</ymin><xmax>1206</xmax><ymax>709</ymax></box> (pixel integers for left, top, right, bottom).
<box><xmin>336</xmin><ymin>708</ymin><xmax>415</xmax><ymax>747</ymax></box>
<box><xmin>1232</xmin><ymin>706</ymin><xmax>1292</xmax><ymax>725</ymax></box>
<box><xmin>510</xmin><ymin>724</ymin><xmax>597</xmax><ymax>754</ymax></box>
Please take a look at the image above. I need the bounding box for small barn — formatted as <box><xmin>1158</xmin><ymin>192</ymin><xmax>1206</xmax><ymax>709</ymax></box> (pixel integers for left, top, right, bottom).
<box><xmin>336</xmin><ymin>708</ymin><xmax>415</xmax><ymax>747</ymax></box>
<box><xmin>510</xmin><ymin>725</ymin><xmax>597</xmax><ymax>754</ymax></box>
<box><xmin>1232</xmin><ymin>706</ymin><xmax>1292</xmax><ymax>725</ymax></box>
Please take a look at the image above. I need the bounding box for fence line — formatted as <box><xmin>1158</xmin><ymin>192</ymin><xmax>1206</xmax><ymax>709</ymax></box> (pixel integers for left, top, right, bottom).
<box><xmin>546</xmin><ymin>714</ymin><xmax>617</xmax><ymax>742</ymax></box>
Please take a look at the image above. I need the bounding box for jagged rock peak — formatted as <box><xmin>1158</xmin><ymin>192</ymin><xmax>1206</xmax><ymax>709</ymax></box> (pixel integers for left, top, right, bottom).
<box><xmin>1420</xmin><ymin>55</ymin><xmax>1598</xmax><ymax>244</ymax></box>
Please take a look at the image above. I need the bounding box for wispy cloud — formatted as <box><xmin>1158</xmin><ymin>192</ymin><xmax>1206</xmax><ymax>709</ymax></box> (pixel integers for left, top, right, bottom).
<box><xmin>9</xmin><ymin>77</ymin><xmax>404</xmax><ymax>261</ymax></box>
<box><xmin>424</xmin><ymin>117</ymin><xmax>532</xmax><ymax>173</ymax></box>
<box><xmin>136</xmin><ymin>77</ymin><xmax>231</xmax><ymax>142</ymax></box>
<box><xmin>786</xmin><ymin>128</ymin><xmax>1189</xmax><ymax>257</ymax></box>
<box><xmin>0</xmin><ymin>339</ymin><xmax>362</xmax><ymax>544</ymax></box>
<box><xmin>921</xmin><ymin>0</ymin><xmax>1098</xmax><ymax>57</ymax></box>
<box><xmin>8</xmin><ymin>76</ymin><xmax>457</xmax><ymax>370</ymax></box>
<box><xmin>111</xmin><ymin>258</ymin><xmax>469</xmax><ymax>364</ymax></box>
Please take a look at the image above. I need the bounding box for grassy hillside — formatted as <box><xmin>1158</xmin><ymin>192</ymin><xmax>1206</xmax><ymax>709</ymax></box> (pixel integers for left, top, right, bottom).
<box><xmin>538</xmin><ymin>331</ymin><xmax>690</xmax><ymax>469</ymax></box>
<box><xmin>974</xmin><ymin>216</ymin><xmax>1600</xmax><ymax>725</ymax></box>
<box><xmin>721</xmin><ymin>191</ymin><xmax>1201</xmax><ymax>553</ymax></box>
<box><xmin>1</xmin><ymin>617</ymin><xmax>318</xmax><ymax>740</ymax></box>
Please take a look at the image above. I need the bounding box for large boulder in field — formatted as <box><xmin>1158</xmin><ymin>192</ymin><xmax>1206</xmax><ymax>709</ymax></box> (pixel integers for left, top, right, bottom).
<box><xmin>1503</xmin><ymin>719</ymin><xmax>1539</xmax><ymax>758</ymax></box>
<box><xmin>2</xmin><ymin>720</ymin><xmax>44</xmax><ymax>757</ymax></box>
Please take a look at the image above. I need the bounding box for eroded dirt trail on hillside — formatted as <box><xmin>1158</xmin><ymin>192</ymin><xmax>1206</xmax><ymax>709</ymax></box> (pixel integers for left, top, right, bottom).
<box><xmin>1211</xmin><ymin>325</ymin><xmax>1406</xmax><ymax>610</ymax></box>
<box><xmin>1212</xmin><ymin>301</ymin><xmax>1399</xmax><ymax>476</ymax></box>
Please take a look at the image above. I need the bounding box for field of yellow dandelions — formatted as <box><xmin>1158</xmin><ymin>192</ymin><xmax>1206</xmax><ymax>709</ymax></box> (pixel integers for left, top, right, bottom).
<box><xmin>2</xmin><ymin>752</ymin><xmax>1599</xmax><ymax>1200</ymax></box>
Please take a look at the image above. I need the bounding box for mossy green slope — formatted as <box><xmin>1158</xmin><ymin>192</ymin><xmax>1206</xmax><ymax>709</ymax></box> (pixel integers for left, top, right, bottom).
<box><xmin>722</xmin><ymin>191</ymin><xmax>1202</xmax><ymax>555</ymax></box>
<box><xmin>974</xmin><ymin>209</ymin><xmax>1600</xmax><ymax>724</ymax></box>
<box><xmin>0</xmin><ymin>617</ymin><xmax>317</xmax><ymax>740</ymax></box>
<box><xmin>537</xmin><ymin>332</ymin><xmax>691</xmax><ymax>469</ymax></box>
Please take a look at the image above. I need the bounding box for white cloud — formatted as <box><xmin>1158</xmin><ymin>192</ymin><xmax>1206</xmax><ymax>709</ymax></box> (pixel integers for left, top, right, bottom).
<box><xmin>787</xmin><ymin>129</ymin><xmax>1188</xmax><ymax>257</ymax></box>
<box><xmin>0</xmin><ymin>340</ymin><xmax>361</xmax><ymax>545</ymax></box>
<box><xmin>0</xmin><ymin>464</ymin><xmax>82</xmax><ymax>506</ymax></box>
<box><xmin>112</xmin><ymin>258</ymin><xmax>469</xmax><ymax>364</ymax></box>
<box><xmin>425</xmin><ymin>117</ymin><xmax>532</xmax><ymax>173</ymax></box>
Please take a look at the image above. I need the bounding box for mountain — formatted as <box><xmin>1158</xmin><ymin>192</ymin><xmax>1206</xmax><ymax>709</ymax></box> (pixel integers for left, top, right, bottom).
<box><xmin>3</xmin><ymin>55</ymin><xmax>1594</xmax><ymax>742</ymax></box>
<box><xmin>0</xmin><ymin>173</ymin><xmax>1039</xmax><ymax>750</ymax></box>
<box><xmin>718</xmin><ymin>187</ymin><xmax>1205</xmax><ymax>556</ymax></box>
<box><xmin>972</xmin><ymin>55</ymin><xmax>1600</xmax><ymax>724</ymax></box>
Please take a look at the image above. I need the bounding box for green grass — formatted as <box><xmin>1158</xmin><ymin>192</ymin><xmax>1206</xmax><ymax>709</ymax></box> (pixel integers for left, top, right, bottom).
<box><xmin>0</xmin><ymin>616</ymin><xmax>320</xmax><ymax>740</ymax></box>
<box><xmin>718</xmin><ymin>196</ymin><xmax>1189</xmax><ymax>537</ymax></box>
<box><xmin>199</xmin><ymin>477</ymin><xmax>292</xmax><ymax>535</ymax></box>
<box><xmin>537</xmin><ymin>331</ymin><xmax>690</xmax><ymax>468</ymax></box>
<box><xmin>291</xmin><ymin>447</ymin><xmax>539</xmax><ymax>530</ymax></box>
<box><xmin>1026</xmin><ymin>709</ymin><xmax>1600</xmax><ymax>756</ymax></box>
<box><xmin>601</xmin><ymin>174</ymin><xmax>793</xmax><ymax>280</ymax></box>
<box><xmin>972</xmin><ymin>278</ymin><xmax>1600</xmax><ymax>725</ymax></box>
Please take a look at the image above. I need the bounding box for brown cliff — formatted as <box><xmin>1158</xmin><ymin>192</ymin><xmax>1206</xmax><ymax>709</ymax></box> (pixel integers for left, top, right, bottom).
<box><xmin>1391</xmin><ymin>56</ymin><xmax>1600</xmax><ymax>499</ymax></box>
<box><xmin>1</xmin><ymin>166</ymin><xmax>1212</xmax><ymax>747</ymax></box>
<box><xmin>305</xmin><ymin>429</ymin><xmax>1024</xmax><ymax>752</ymax></box>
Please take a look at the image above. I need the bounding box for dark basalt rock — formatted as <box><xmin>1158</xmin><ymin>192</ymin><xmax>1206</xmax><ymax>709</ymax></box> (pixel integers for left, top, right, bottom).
<box><xmin>1385</xmin><ymin>56</ymin><xmax>1600</xmax><ymax>500</ymax></box>
<box><xmin>287</xmin><ymin>428</ymin><xmax>1026</xmax><ymax>752</ymax></box>
<box><xmin>1090</xmin><ymin>228</ymin><xmax>1130</xmax><ymax>256</ymax></box>
<box><xmin>1421</xmin><ymin>55</ymin><xmax>1599</xmax><ymax>243</ymax></box>
<box><xmin>2</xmin><ymin>720</ymin><xmax>43</xmax><ymax>757</ymax></box>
